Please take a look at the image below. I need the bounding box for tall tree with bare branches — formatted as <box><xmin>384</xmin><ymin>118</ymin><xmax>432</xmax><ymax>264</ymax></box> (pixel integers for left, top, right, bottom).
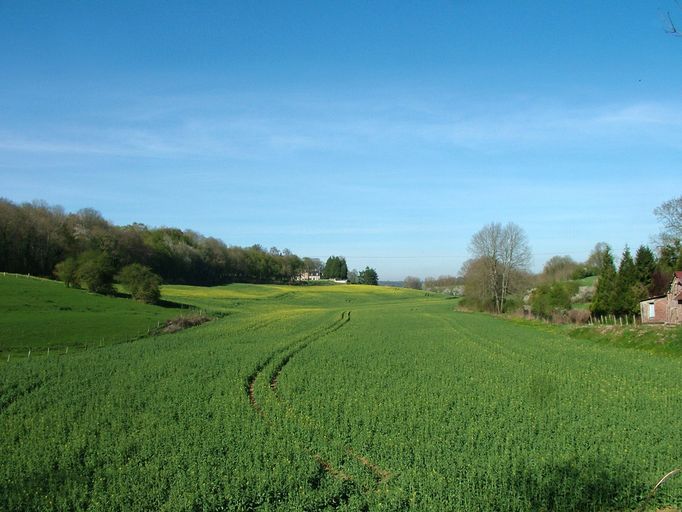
<box><xmin>468</xmin><ymin>222</ymin><xmax>532</xmax><ymax>313</ymax></box>
<box><xmin>654</xmin><ymin>196</ymin><xmax>682</xmax><ymax>246</ymax></box>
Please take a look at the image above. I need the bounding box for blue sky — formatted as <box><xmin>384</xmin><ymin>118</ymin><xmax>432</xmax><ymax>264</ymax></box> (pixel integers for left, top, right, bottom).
<box><xmin>2</xmin><ymin>1</ymin><xmax>681</xmax><ymax>280</ymax></box>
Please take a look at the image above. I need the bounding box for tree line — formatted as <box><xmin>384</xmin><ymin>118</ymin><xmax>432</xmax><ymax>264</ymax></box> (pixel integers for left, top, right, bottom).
<box><xmin>321</xmin><ymin>256</ymin><xmax>379</xmax><ymax>285</ymax></box>
<box><xmin>528</xmin><ymin>243</ymin><xmax>675</xmax><ymax>321</ymax></box>
<box><xmin>586</xmin><ymin>197</ymin><xmax>682</xmax><ymax>318</ymax></box>
<box><xmin>0</xmin><ymin>198</ymin><xmax>325</xmax><ymax>296</ymax></box>
<box><xmin>404</xmin><ymin>196</ymin><xmax>682</xmax><ymax>320</ymax></box>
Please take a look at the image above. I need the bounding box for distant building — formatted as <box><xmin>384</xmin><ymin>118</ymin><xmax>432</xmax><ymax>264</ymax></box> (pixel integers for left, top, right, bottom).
<box><xmin>640</xmin><ymin>271</ymin><xmax>682</xmax><ymax>324</ymax></box>
<box><xmin>297</xmin><ymin>271</ymin><xmax>321</xmax><ymax>281</ymax></box>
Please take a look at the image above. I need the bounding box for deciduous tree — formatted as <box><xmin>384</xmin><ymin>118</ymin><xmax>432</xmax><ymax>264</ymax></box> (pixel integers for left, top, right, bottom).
<box><xmin>76</xmin><ymin>250</ymin><xmax>116</xmax><ymax>295</ymax></box>
<box><xmin>117</xmin><ymin>263</ymin><xmax>162</xmax><ymax>304</ymax></box>
<box><xmin>403</xmin><ymin>276</ymin><xmax>422</xmax><ymax>290</ymax></box>
<box><xmin>585</xmin><ymin>242</ymin><xmax>610</xmax><ymax>276</ymax></box>
<box><xmin>54</xmin><ymin>257</ymin><xmax>79</xmax><ymax>287</ymax></box>
<box><xmin>654</xmin><ymin>196</ymin><xmax>682</xmax><ymax>246</ymax></box>
<box><xmin>468</xmin><ymin>222</ymin><xmax>532</xmax><ymax>313</ymax></box>
<box><xmin>541</xmin><ymin>255</ymin><xmax>578</xmax><ymax>283</ymax></box>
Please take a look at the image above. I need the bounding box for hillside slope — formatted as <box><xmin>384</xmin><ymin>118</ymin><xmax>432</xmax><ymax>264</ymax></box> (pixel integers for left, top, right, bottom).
<box><xmin>0</xmin><ymin>275</ymin><xmax>178</xmax><ymax>356</ymax></box>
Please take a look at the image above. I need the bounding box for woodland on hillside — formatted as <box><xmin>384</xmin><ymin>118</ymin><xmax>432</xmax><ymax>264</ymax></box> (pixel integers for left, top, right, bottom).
<box><xmin>0</xmin><ymin>198</ymin><xmax>317</xmax><ymax>287</ymax></box>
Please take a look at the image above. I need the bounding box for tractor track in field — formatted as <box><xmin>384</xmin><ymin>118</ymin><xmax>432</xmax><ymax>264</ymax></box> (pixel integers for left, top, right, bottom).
<box><xmin>245</xmin><ymin>313</ymin><xmax>349</xmax><ymax>413</ymax></box>
<box><xmin>346</xmin><ymin>448</ymin><xmax>392</xmax><ymax>485</ymax></box>
<box><xmin>268</xmin><ymin>311</ymin><xmax>351</xmax><ymax>393</ymax></box>
<box><xmin>231</xmin><ymin>315</ymin><xmax>284</xmax><ymax>338</ymax></box>
<box><xmin>245</xmin><ymin>313</ymin><xmax>353</xmax><ymax>482</ymax></box>
<box><xmin>267</xmin><ymin>312</ymin><xmax>393</xmax><ymax>485</ymax></box>
<box><xmin>245</xmin><ymin>310</ymin><xmax>393</xmax><ymax>488</ymax></box>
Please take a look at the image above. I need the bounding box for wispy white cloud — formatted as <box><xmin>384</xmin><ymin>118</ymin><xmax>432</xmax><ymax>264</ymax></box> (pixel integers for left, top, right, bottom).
<box><xmin>2</xmin><ymin>94</ymin><xmax>681</xmax><ymax>160</ymax></box>
<box><xmin>0</xmin><ymin>136</ymin><xmax>122</xmax><ymax>156</ymax></box>
<box><xmin>593</xmin><ymin>102</ymin><xmax>681</xmax><ymax>125</ymax></box>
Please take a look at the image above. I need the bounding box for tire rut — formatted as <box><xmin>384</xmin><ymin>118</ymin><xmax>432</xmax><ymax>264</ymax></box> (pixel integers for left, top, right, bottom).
<box><xmin>245</xmin><ymin>312</ymin><xmax>354</xmax><ymax>484</ymax></box>
<box><xmin>250</xmin><ymin>310</ymin><xmax>393</xmax><ymax>487</ymax></box>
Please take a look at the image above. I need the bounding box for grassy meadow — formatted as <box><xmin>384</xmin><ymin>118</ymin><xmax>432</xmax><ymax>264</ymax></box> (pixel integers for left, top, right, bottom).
<box><xmin>1</xmin><ymin>279</ymin><xmax>681</xmax><ymax>510</ymax></box>
<box><xmin>0</xmin><ymin>274</ymin><xmax>179</xmax><ymax>357</ymax></box>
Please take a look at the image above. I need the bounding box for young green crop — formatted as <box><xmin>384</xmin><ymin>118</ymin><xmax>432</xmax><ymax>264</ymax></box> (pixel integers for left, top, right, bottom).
<box><xmin>1</xmin><ymin>282</ymin><xmax>680</xmax><ymax>510</ymax></box>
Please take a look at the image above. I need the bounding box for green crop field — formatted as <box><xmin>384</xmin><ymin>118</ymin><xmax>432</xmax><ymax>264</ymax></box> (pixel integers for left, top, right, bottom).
<box><xmin>1</xmin><ymin>281</ymin><xmax>681</xmax><ymax>511</ymax></box>
<box><xmin>0</xmin><ymin>274</ymin><xmax>179</xmax><ymax>357</ymax></box>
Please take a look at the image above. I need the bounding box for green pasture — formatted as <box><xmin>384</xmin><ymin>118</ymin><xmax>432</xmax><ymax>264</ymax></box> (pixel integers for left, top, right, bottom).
<box><xmin>1</xmin><ymin>281</ymin><xmax>681</xmax><ymax>510</ymax></box>
<box><xmin>0</xmin><ymin>275</ymin><xmax>178</xmax><ymax>356</ymax></box>
<box><xmin>575</xmin><ymin>275</ymin><xmax>598</xmax><ymax>286</ymax></box>
<box><xmin>567</xmin><ymin>323</ymin><xmax>682</xmax><ymax>356</ymax></box>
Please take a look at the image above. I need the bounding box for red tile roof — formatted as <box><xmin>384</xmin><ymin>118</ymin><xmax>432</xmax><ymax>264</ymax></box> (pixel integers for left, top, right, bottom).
<box><xmin>676</xmin><ymin>271</ymin><xmax>682</xmax><ymax>279</ymax></box>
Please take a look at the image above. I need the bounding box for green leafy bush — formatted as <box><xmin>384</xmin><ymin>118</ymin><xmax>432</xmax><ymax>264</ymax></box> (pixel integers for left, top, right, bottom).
<box><xmin>54</xmin><ymin>257</ymin><xmax>79</xmax><ymax>287</ymax></box>
<box><xmin>117</xmin><ymin>263</ymin><xmax>162</xmax><ymax>304</ymax></box>
<box><xmin>75</xmin><ymin>251</ymin><xmax>116</xmax><ymax>295</ymax></box>
<box><xmin>531</xmin><ymin>281</ymin><xmax>578</xmax><ymax>319</ymax></box>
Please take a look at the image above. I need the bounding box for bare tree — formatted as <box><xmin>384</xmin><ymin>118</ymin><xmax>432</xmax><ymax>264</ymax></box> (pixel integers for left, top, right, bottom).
<box><xmin>403</xmin><ymin>276</ymin><xmax>423</xmax><ymax>290</ymax></box>
<box><xmin>469</xmin><ymin>222</ymin><xmax>532</xmax><ymax>313</ymax></box>
<box><xmin>664</xmin><ymin>8</ymin><xmax>682</xmax><ymax>37</ymax></box>
<box><xmin>584</xmin><ymin>242</ymin><xmax>610</xmax><ymax>275</ymax></box>
<box><xmin>541</xmin><ymin>255</ymin><xmax>579</xmax><ymax>283</ymax></box>
<box><xmin>654</xmin><ymin>196</ymin><xmax>682</xmax><ymax>245</ymax></box>
<box><xmin>460</xmin><ymin>257</ymin><xmax>492</xmax><ymax>309</ymax></box>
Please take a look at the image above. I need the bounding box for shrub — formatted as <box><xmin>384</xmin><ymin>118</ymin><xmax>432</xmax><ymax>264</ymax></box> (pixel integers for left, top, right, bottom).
<box><xmin>531</xmin><ymin>282</ymin><xmax>572</xmax><ymax>319</ymax></box>
<box><xmin>54</xmin><ymin>257</ymin><xmax>79</xmax><ymax>287</ymax></box>
<box><xmin>117</xmin><ymin>263</ymin><xmax>162</xmax><ymax>304</ymax></box>
<box><xmin>161</xmin><ymin>315</ymin><xmax>210</xmax><ymax>333</ymax></box>
<box><xmin>568</xmin><ymin>309</ymin><xmax>592</xmax><ymax>324</ymax></box>
<box><xmin>76</xmin><ymin>251</ymin><xmax>116</xmax><ymax>295</ymax></box>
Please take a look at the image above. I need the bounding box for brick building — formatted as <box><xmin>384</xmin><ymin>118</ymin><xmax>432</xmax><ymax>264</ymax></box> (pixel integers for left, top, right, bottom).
<box><xmin>640</xmin><ymin>271</ymin><xmax>682</xmax><ymax>324</ymax></box>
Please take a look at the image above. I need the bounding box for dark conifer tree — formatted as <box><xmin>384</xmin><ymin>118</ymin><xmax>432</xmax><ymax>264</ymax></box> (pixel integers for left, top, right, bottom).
<box><xmin>590</xmin><ymin>246</ymin><xmax>617</xmax><ymax>317</ymax></box>
<box><xmin>323</xmin><ymin>256</ymin><xmax>348</xmax><ymax>279</ymax></box>
<box><xmin>359</xmin><ymin>266</ymin><xmax>378</xmax><ymax>286</ymax></box>
<box><xmin>634</xmin><ymin>245</ymin><xmax>656</xmax><ymax>294</ymax></box>
<box><xmin>615</xmin><ymin>246</ymin><xmax>638</xmax><ymax>316</ymax></box>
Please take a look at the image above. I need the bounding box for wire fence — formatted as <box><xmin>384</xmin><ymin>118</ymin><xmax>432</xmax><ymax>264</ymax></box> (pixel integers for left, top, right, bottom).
<box><xmin>1</xmin><ymin>271</ymin><xmax>60</xmax><ymax>282</ymax></box>
<box><xmin>1</xmin><ymin>322</ymin><xmax>166</xmax><ymax>363</ymax></box>
<box><xmin>1</xmin><ymin>271</ymin><xmax>208</xmax><ymax>364</ymax></box>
